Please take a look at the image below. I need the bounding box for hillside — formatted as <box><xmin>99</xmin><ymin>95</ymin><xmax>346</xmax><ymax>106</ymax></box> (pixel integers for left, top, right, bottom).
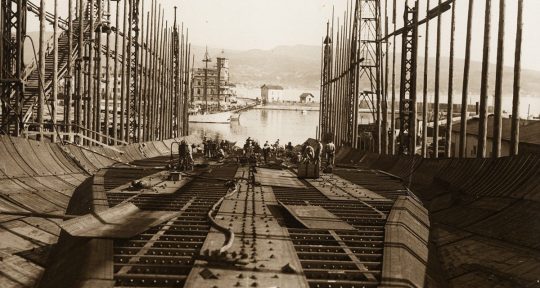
<box><xmin>20</xmin><ymin>34</ymin><xmax>540</xmax><ymax>96</ymax></box>
<box><xmin>191</xmin><ymin>45</ymin><xmax>322</xmax><ymax>89</ymax></box>
<box><xmin>192</xmin><ymin>44</ymin><xmax>540</xmax><ymax>96</ymax></box>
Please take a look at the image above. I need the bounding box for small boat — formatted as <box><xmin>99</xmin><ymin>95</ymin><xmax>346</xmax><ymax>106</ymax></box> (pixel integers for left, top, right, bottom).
<box><xmin>301</xmin><ymin>110</ymin><xmax>308</xmax><ymax>114</ymax></box>
<box><xmin>189</xmin><ymin>111</ymin><xmax>232</xmax><ymax>124</ymax></box>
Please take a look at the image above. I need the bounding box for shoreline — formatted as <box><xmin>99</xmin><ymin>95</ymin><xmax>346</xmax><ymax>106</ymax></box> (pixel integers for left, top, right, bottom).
<box><xmin>252</xmin><ymin>104</ymin><xmax>320</xmax><ymax>111</ymax></box>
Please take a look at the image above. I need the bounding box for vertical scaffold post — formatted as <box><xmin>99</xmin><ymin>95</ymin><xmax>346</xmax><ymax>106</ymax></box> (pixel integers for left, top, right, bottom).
<box><xmin>398</xmin><ymin>0</ymin><xmax>418</xmax><ymax>156</ymax></box>
<box><xmin>478</xmin><ymin>0</ymin><xmax>492</xmax><ymax>158</ymax></box>
<box><xmin>0</xmin><ymin>0</ymin><xmax>26</xmax><ymax>136</ymax></box>
<box><xmin>358</xmin><ymin>0</ymin><xmax>382</xmax><ymax>151</ymax></box>
<box><xmin>510</xmin><ymin>0</ymin><xmax>523</xmax><ymax>156</ymax></box>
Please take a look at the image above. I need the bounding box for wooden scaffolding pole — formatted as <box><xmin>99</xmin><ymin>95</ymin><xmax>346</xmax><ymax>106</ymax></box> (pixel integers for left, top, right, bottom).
<box><xmin>112</xmin><ymin>0</ymin><xmax>120</xmax><ymax>144</ymax></box>
<box><xmin>477</xmin><ymin>0</ymin><xmax>492</xmax><ymax>158</ymax></box>
<box><xmin>492</xmin><ymin>0</ymin><xmax>506</xmax><ymax>158</ymax></box>
<box><xmin>459</xmin><ymin>0</ymin><xmax>474</xmax><ymax>158</ymax></box>
<box><xmin>445</xmin><ymin>1</ymin><xmax>456</xmax><ymax>158</ymax></box>
<box><xmin>76</xmin><ymin>0</ymin><xmax>84</xmax><ymax>138</ymax></box>
<box><xmin>65</xmin><ymin>0</ymin><xmax>74</xmax><ymax>136</ymax></box>
<box><xmin>104</xmin><ymin>0</ymin><xmax>111</xmax><ymax>141</ymax></box>
<box><xmin>95</xmin><ymin>0</ymin><xmax>102</xmax><ymax>141</ymax></box>
<box><xmin>87</xmin><ymin>0</ymin><xmax>95</xmax><ymax>143</ymax></box>
<box><xmin>52</xmin><ymin>0</ymin><xmax>58</xmax><ymax>142</ymax></box>
<box><xmin>141</xmin><ymin>9</ymin><xmax>150</xmax><ymax>141</ymax></box>
<box><xmin>433</xmin><ymin>0</ymin><xmax>442</xmax><ymax>158</ymax></box>
<box><xmin>120</xmin><ymin>0</ymin><xmax>128</xmax><ymax>142</ymax></box>
<box><xmin>510</xmin><ymin>0</ymin><xmax>523</xmax><ymax>156</ymax></box>
<box><xmin>421</xmin><ymin>0</ymin><xmax>431</xmax><ymax>158</ymax></box>
<box><xmin>37</xmin><ymin>0</ymin><xmax>45</xmax><ymax>141</ymax></box>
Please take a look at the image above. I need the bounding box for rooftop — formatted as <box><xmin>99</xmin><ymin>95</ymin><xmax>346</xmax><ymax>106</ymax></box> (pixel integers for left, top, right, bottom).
<box><xmin>261</xmin><ymin>84</ymin><xmax>284</xmax><ymax>90</ymax></box>
<box><xmin>299</xmin><ymin>92</ymin><xmax>314</xmax><ymax>99</ymax></box>
<box><xmin>451</xmin><ymin>115</ymin><xmax>540</xmax><ymax>145</ymax></box>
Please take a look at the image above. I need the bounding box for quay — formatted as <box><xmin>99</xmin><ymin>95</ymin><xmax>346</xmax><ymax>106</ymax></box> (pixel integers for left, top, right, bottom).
<box><xmin>252</xmin><ymin>104</ymin><xmax>320</xmax><ymax>112</ymax></box>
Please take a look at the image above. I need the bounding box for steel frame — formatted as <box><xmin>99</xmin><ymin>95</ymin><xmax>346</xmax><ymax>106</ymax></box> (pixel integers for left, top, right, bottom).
<box><xmin>398</xmin><ymin>1</ymin><xmax>418</xmax><ymax>156</ymax></box>
<box><xmin>0</xmin><ymin>0</ymin><xmax>26</xmax><ymax>136</ymax></box>
<box><xmin>128</xmin><ymin>0</ymin><xmax>140</xmax><ymax>142</ymax></box>
<box><xmin>358</xmin><ymin>0</ymin><xmax>382</xmax><ymax>151</ymax></box>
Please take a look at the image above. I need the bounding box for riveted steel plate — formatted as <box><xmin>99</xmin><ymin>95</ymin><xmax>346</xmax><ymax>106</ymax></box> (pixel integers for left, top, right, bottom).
<box><xmin>255</xmin><ymin>167</ymin><xmax>305</xmax><ymax>188</ymax></box>
<box><xmin>281</xmin><ymin>204</ymin><xmax>356</xmax><ymax>230</ymax></box>
<box><xmin>60</xmin><ymin>203</ymin><xmax>181</xmax><ymax>238</ymax></box>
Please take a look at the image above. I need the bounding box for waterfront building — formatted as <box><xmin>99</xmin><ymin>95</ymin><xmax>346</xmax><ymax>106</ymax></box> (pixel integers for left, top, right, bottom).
<box><xmin>299</xmin><ymin>92</ymin><xmax>315</xmax><ymax>103</ymax></box>
<box><xmin>191</xmin><ymin>56</ymin><xmax>236</xmax><ymax>108</ymax></box>
<box><xmin>260</xmin><ymin>84</ymin><xmax>284</xmax><ymax>104</ymax></box>
<box><xmin>450</xmin><ymin>116</ymin><xmax>540</xmax><ymax>157</ymax></box>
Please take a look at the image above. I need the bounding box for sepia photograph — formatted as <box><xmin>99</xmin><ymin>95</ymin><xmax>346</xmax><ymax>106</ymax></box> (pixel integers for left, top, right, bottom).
<box><xmin>0</xmin><ymin>0</ymin><xmax>539</xmax><ymax>287</ymax></box>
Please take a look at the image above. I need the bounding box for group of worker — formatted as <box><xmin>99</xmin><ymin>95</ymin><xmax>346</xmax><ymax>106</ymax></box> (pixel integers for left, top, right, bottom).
<box><xmin>202</xmin><ymin>138</ymin><xmax>227</xmax><ymax>159</ymax></box>
<box><xmin>179</xmin><ymin>136</ymin><xmax>336</xmax><ymax>171</ymax></box>
<box><xmin>262</xmin><ymin>139</ymin><xmax>285</xmax><ymax>163</ymax></box>
<box><xmin>242</xmin><ymin>136</ymin><xmax>336</xmax><ymax>168</ymax></box>
<box><xmin>177</xmin><ymin>137</ymin><xmax>231</xmax><ymax>171</ymax></box>
<box><xmin>242</xmin><ymin>138</ymin><xmax>292</xmax><ymax>163</ymax></box>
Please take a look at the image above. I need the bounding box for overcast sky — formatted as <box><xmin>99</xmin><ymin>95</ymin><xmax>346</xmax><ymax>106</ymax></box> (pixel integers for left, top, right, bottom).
<box><xmin>27</xmin><ymin>0</ymin><xmax>540</xmax><ymax>71</ymax></box>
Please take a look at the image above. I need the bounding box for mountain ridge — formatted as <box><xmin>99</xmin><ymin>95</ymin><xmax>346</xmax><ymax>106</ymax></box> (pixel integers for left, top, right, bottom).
<box><xmin>21</xmin><ymin>33</ymin><xmax>540</xmax><ymax>97</ymax></box>
<box><xmin>191</xmin><ymin>44</ymin><xmax>540</xmax><ymax>96</ymax></box>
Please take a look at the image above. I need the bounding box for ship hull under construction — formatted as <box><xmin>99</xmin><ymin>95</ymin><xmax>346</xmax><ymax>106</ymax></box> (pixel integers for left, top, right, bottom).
<box><xmin>0</xmin><ymin>135</ymin><xmax>539</xmax><ymax>288</ymax></box>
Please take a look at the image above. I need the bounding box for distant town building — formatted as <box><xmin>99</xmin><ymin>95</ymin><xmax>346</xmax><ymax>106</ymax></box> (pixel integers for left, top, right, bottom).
<box><xmin>450</xmin><ymin>116</ymin><xmax>540</xmax><ymax>157</ymax></box>
<box><xmin>299</xmin><ymin>93</ymin><xmax>315</xmax><ymax>103</ymax></box>
<box><xmin>191</xmin><ymin>56</ymin><xmax>236</xmax><ymax>106</ymax></box>
<box><xmin>261</xmin><ymin>84</ymin><xmax>284</xmax><ymax>104</ymax></box>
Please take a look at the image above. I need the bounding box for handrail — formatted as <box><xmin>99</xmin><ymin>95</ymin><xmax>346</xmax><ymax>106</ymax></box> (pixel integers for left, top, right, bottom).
<box><xmin>72</xmin><ymin>124</ymin><xmax>129</xmax><ymax>145</ymax></box>
<box><xmin>26</xmin><ymin>1</ymin><xmax>69</xmax><ymax>30</ymax></box>
<box><xmin>22</xmin><ymin>122</ymin><xmax>129</xmax><ymax>146</ymax></box>
<box><xmin>21</xmin><ymin>34</ymin><xmax>77</xmax><ymax>124</ymax></box>
<box><xmin>72</xmin><ymin>133</ymin><xmax>124</xmax><ymax>153</ymax></box>
<box><xmin>21</xmin><ymin>12</ymin><xmax>97</xmax><ymax>126</ymax></box>
<box><xmin>22</xmin><ymin>130</ymin><xmax>125</xmax><ymax>154</ymax></box>
<box><xmin>21</xmin><ymin>33</ymin><xmax>55</xmax><ymax>81</ymax></box>
<box><xmin>66</xmin><ymin>141</ymin><xmax>125</xmax><ymax>159</ymax></box>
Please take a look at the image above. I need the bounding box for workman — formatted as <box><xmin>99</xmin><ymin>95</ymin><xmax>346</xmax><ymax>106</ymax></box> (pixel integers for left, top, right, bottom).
<box><xmin>302</xmin><ymin>142</ymin><xmax>315</xmax><ymax>163</ymax></box>
<box><xmin>263</xmin><ymin>141</ymin><xmax>271</xmax><ymax>163</ymax></box>
<box><xmin>325</xmin><ymin>140</ymin><xmax>336</xmax><ymax>167</ymax></box>
<box><xmin>314</xmin><ymin>139</ymin><xmax>323</xmax><ymax>168</ymax></box>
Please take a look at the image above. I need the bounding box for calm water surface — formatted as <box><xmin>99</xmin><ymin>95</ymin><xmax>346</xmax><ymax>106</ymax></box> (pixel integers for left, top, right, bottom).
<box><xmin>189</xmin><ymin>109</ymin><xmax>320</xmax><ymax>145</ymax></box>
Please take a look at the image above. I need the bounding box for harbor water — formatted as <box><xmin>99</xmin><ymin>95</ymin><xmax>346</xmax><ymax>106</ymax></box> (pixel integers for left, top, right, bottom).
<box><xmin>188</xmin><ymin>108</ymin><xmax>378</xmax><ymax>146</ymax></box>
<box><xmin>189</xmin><ymin>109</ymin><xmax>318</xmax><ymax>146</ymax></box>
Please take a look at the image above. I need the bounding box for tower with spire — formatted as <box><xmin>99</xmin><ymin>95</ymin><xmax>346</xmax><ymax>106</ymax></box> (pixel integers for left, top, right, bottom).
<box><xmin>191</xmin><ymin>47</ymin><xmax>236</xmax><ymax>112</ymax></box>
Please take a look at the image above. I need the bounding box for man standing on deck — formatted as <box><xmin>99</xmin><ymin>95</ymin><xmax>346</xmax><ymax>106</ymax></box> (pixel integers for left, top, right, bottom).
<box><xmin>263</xmin><ymin>141</ymin><xmax>270</xmax><ymax>163</ymax></box>
<box><xmin>220</xmin><ymin>140</ymin><xmax>228</xmax><ymax>152</ymax></box>
<box><xmin>202</xmin><ymin>137</ymin><xmax>207</xmax><ymax>158</ymax></box>
<box><xmin>325</xmin><ymin>140</ymin><xmax>336</xmax><ymax>168</ymax></box>
<box><xmin>314</xmin><ymin>139</ymin><xmax>323</xmax><ymax>168</ymax></box>
<box><xmin>178</xmin><ymin>140</ymin><xmax>193</xmax><ymax>170</ymax></box>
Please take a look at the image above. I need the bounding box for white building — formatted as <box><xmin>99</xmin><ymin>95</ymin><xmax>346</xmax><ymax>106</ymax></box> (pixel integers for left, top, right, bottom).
<box><xmin>260</xmin><ymin>84</ymin><xmax>284</xmax><ymax>104</ymax></box>
<box><xmin>299</xmin><ymin>93</ymin><xmax>315</xmax><ymax>103</ymax></box>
